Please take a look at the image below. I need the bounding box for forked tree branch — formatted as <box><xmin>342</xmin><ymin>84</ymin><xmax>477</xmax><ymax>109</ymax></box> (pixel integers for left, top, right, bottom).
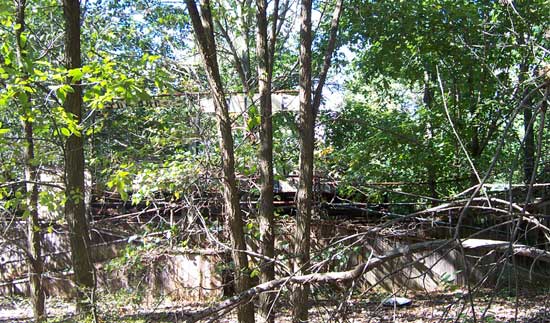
<box><xmin>312</xmin><ymin>0</ymin><xmax>344</xmax><ymax>113</ymax></box>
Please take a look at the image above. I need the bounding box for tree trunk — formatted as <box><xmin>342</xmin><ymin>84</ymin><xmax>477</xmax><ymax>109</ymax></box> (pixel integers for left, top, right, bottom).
<box><xmin>255</xmin><ymin>0</ymin><xmax>275</xmax><ymax>321</ymax></box>
<box><xmin>519</xmin><ymin>60</ymin><xmax>534</xmax><ymax>184</ymax></box>
<box><xmin>467</xmin><ymin>71</ymin><xmax>481</xmax><ymax>187</ymax></box>
<box><xmin>292</xmin><ymin>0</ymin><xmax>342</xmax><ymax>320</ymax></box>
<box><xmin>23</xmin><ymin>121</ymin><xmax>44</xmax><ymax>323</ymax></box>
<box><xmin>423</xmin><ymin>74</ymin><xmax>438</xmax><ymax>202</ymax></box>
<box><xmin>215</xmin><ymin>2</ymin><xmax>253</xmax><ymax>139</ymax></box>
<box><xmin>184</xmin><ymin>1</ymin><xmax>254</xmax><ymax>322</ymax></box>
<box><xmin>62</xmin><ymin>0</ymin><xmax>95</xmax><ymax>315</ymax></box>
<box><xmin>293</xmin><ymin>0</ymin><xmax>313</xmax><ymax>320</ymax></box>
<box><xmin>523</xmin><ymin>105</ymin><xmax>535</xmax><ymax>183</ymax></box>
<box><xmin>13</xmin><ymin>0</ymin><xmax>45</xmax><ymax>320</ymax></box>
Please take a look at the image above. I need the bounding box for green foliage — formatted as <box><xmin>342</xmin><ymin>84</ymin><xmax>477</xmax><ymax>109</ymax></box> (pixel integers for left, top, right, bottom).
<box><xmin>105</xmin><ymin>243</ymin><xmax>146</xmax><ymax>274</ymax></box>
<box><xmin>92</xmin><ymin>98</ymin><xmax>217</xmax><ymax>205</ymax></box>
<box><xmin>106</xmin><ymin>166</ymin><xmax>133</xmax><ymax>201</ymax></box>
<box><xmin>320</xmin><ymin>83</ymin><xmax>461</xmax><ymax>201</ymax></box>
<box><xmin>273</xmin><ymin>113</ymin><xmax>300</xmax><ymax>177</ymax></box>
<box><xmin>314</xmin><ymin>241</ymin><xmax>364</xmax><ymax>272</ymax></box>
<box><xmin>329</xmin><ymin>0</ymin><xmax>550</xmax><ymax>203</ymax></box>
<box><xmin>440</xmin><ymin>270</ymin><xmax>461</xmax><ymax>292</ymax></box>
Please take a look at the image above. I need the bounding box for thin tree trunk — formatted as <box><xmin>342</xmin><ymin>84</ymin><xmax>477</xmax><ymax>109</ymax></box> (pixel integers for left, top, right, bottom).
<box><xmin>23</xmin><ymin>121</ymin><xmax>44</xmax><ymax>323</ymax></box>
<box><xmin>256</xmin><ymin>0</ymin><xmax>275</xmax><ymax>321</ymax></box>
<box><xmin>519</xmin><ymin>60</ymin><xmax>534</xmax><ymax>184</ymax></box>
<box><xmin>524</xmin><ymin>105</ymin><xmax>535</xmax><ymax>183</ymax></box>
<box><xmin>293</xmin><ymin>0</ymin><xmax>313</xmax><ymax>320</ymax></box>
<box><xmin>311</xmin><ymin>0</ymin><xmax>343</xmax><ymax>113</ymax></box>
<box><xmin>292</xmin><ymin>0</ymin><xmax>342</xmax><ymax>320</ymax></box>
<box><xmin>13</xmin><ymin>0</ymin><xmax>45</xmax><ymax>320</ymax></box>
<box><xmin>62</xmin><ymin>0</ymin><xmax>95</xmax><ymax>315</ymax></box>
<box><xmin>467</xmin><ymin>72</ymin><xmax>481</xmax><ymax>187</ymax></box>
<box><xmin>215</xmin><ymin>4</ymin><xmax>253</xmax><ymax>139</ymax></box>
<box><xmin>423</xmin><ymin>73</ymin><xmax>438</xmax><ymax>202</ymax></box>
<box><xmin>184</xmin><ymin>1</ymin><xmax>254</xmax><ymax>322</ymax></box>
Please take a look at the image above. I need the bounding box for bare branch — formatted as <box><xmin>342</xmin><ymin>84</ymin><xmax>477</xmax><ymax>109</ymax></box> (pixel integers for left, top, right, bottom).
<box><xmin>312</xmin><ymin>0</ymin><xmax>343</xmax><ymax>113</ymax></box>
<box><xmin>181</xmin><ymin>238</ymin><xmax>550</xmax><ymax>322</ymax></box>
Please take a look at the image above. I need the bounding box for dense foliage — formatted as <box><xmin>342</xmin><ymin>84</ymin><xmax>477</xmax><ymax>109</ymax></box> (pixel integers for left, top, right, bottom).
<box><xmin>319</xmin><ymin>0</ymin><xmax>550</xmax><ymax>203</ymax></box>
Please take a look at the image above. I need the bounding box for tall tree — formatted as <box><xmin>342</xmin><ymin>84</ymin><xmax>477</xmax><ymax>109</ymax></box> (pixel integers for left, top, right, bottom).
<box><xmin>184</xmin><ymin>1</ymin><xmax>255</xmax><ymax>322</ymax></box>
<box><xmin>292</xmin><ymin>0</ymin><xmax>342</xmax><ymax>321</ymax></box>
<box><xmin>62</xmin><ymin>0</ymin><xmax>95</xmax><ymax>314</ymax></box>
<box><xmin>255</xmin><ymin>0</ymin><xmax>277</xmax><ymax>320</ymax></box>
<box><xmin>292</xmin><ymin>0</ymin><xmax>313</xmax><ymax>320</ymax></box>
<box><xmin>13</xmin><ymin>0</ymin><xmax>45</xmax><ymax>320</ymax></box>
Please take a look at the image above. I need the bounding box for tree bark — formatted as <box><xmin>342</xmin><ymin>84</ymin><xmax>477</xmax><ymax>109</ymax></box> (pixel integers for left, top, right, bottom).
<box><xmin>184</xmin><ymin>1</ymin><xmax>255</xmax><ymax>322</ymax></box>
<box><xmin>62</xmin><ymin>0</ymin><xmax>95</xmax><ymax>315</ymax></box>
<box><xmin>23</xmin><ymin>121</ymin><xmax>44</xmax><ymax>323</ymax></box>
<box><xmin>523</xmin><ymin>104</ymin><xmax>535</xmax><ymax>183</ymax></box>
<box><xmin>293</xmin><ymin>0</ymin><xmax>342</xmax><ymax>321</ymax></box>
<box><xmin>519</xmin><ymin>60</ymin><xmax>535</xmax><ymax>184</ymax></box>
<box><xmin>255</xmin><ymin>0</ymin><xmax>275</xmax><ymax>321</ymax></box>
<box><xmin>423</xmin><ymin>74</ymin><xmax>438</xmax><ymax>202</ymax></box>
<box><xmin>293</xmin><ymin>0</ymin><xmax>313</xmax><ymax>320</ymax></box>
<box><xmin>13</xmin><ymin>0</ymin><xmax>45</xmax><ymax>320</ymax></box>
<box><xmin>292</xmin><ymin>0</ymin><xmax>343</xmax><ymax>322</ymax></box>
<box><xmin>215</xmin><ymin>2</ymin><xmax>253</xmax><ymax>138</ymax></box>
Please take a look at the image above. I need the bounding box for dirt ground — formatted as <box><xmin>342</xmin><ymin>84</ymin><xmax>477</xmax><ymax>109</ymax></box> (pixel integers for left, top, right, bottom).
<box><xmin>1</xmin><ymin>289</ymin><xmax>549</xmax><ymax>322</ymax></box>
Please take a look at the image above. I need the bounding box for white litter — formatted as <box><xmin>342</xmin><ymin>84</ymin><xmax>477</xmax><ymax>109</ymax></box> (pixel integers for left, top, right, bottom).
<box><xmin>382</xmin><ymin>296</ymin><xmax>412</xmax><ymax>307</ymax></box>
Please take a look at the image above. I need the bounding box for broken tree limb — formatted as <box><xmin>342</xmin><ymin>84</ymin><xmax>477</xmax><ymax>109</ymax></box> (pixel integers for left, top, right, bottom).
<box><xmin>181</xmin><ymin>238</ymin><xmax>550</xmax><ymax>322</ymax></box>
<box><xmin>461</xmin><ymin>238</ymin><xmax>550</xmax><ymax>262</ymax></box>
<box><xmin>412</xmin><ymin>197</ymin><xmax>527</xmax><ymax>216</ymax></box>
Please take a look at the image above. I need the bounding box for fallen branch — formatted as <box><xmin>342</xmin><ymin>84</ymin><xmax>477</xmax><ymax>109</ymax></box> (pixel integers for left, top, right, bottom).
<box><xmin>413</xmin><ymin>197</ymin><xmax>527</xmax><ymax>216</ymax></box>
<box><xmin>181</xmin><ymin>238</ymin><xmax>550</xmax><ymax>322</ymax></box>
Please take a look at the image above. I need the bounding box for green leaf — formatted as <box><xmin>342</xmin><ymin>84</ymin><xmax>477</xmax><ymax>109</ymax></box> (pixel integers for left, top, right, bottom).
<box><xmin>246</xmin><ymin>115</ymin><xmax>261</xmax><ymax>131</ymax></box>
<box><xmin>60</xmin><ymin>127</ymin><xmax>71</xmax><ymax>137</ymax></box>
<box><xmin>120</xmin><ymin>190</ymin><xmax>129</xmax><ymax>201</ymax></box>
<box><xmin>250</xmin><ymin>268</ymin><xmax>260</xmax><ymax>278</ymax></box>
<box><xmin>68</xmin><ymin>68</ymin><xmax>83</xmax><ymax>82</ymax></box>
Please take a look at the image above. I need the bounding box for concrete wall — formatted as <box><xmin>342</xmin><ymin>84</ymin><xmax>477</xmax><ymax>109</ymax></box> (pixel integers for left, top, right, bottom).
<box><xmin>309</xmin><ymin>221</ymin><xmax>544</xmax><ymax>293</ymax></box>
<box><xmin>36</xmin><ymin>167</ymin><xmax>92</xmax><ymax>221</ymax></box>
<box><xmin>0</xmin><ymin>234</ymin><xmax>223</xmax><ymax>302</ymax></box>
<box><xmin>2</xmin><ymin>219</ymin><xmax>547</xmax><ymax>302</ymax></box>
<box><xmin>0</xmin><ymin>226</ymin><xmax>124</xmax><ymax>297</ymax></box>
<box><xmin>97</xmin><ymin>250</ymin><xmax>223</xmax><ymax>303</ymax></box>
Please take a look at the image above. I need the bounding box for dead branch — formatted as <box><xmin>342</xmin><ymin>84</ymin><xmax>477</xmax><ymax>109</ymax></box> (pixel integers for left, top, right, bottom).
<box><xmin>413</xmin><ymin>197</ymin><xmax>526</xmax><ymax>216</ymax></box>
<box><xmin>181</xmin><ymin>238</ymin><xmax>550</xmax><ymax>322</ymax></box>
